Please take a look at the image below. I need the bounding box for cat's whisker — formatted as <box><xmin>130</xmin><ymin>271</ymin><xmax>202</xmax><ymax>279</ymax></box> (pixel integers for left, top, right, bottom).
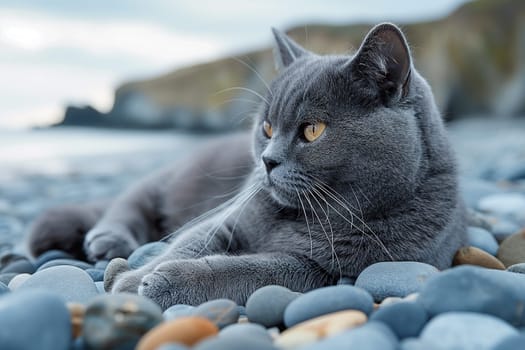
<box><xmin>213</xmin><ymin>87</ymin><xmax>270</xmax><ymax>106</ymax></box>
<box><xmin>232</xmin><ymin>56</ymin><xmax>273</xmax><ymax>98</ymax></box>
<box><xmin>227</xmin><ymin>186</ymin><xmax>262</xmax><ymax>252</ymax></box>
<box><xmin>294</xmin><ymin>187</ymin><xmax>313</xmax><ymax>258</ymax></box>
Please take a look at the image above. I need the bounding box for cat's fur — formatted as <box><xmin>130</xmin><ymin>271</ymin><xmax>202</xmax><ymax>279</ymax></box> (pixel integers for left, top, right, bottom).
<box><xmin>29</xmin><ymin>23</ymin><xmax>467</xmax><ymax>309</ymax></box>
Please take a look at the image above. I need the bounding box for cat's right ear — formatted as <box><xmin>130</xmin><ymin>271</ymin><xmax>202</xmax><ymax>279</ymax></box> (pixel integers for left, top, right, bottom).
<box><xmin>271</xmin><ymin>28</ymin><xmax>308</xmax><ymax>69</ymax></box>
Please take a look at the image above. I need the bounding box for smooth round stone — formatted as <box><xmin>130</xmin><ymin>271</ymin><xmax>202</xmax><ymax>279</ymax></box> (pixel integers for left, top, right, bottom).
<box><xmin>420</xmin><ymin>312</ymin><xmax>517</xmax><ymax>350</ymax></box>
<box><xmin>157</xmin><ymin>345</ymin><xmax>190</xmax><ymax>350</ymax></box>
<box><xmin>497</xmin><ymin>230</ymin><xmax>525</xmax><ymax>267</ymax></box>
<box><xmin>453</xmin><ymin>246</ymin><xmax>505</xmax><ymax>270</ymax></box>
<box><xmin>1</xmin><ymin>259</ymin><xmax>36</xmax><ymax>274</ymax></box>
<box><xmin>419</xmin><ymin>265</ymin><xmax>525</xmax><ymax>326</ymax></box>
<box><xmin>466</xmin><ymin>208</ymin><xmax>493</xmax><ymax>231</ymax></box>
<box><xmin>163</xmin><ymin>304</ymin><xmax>196</xmax><ymax>321</ymax></box>
<box><xmin>276</xmin><ymin>310</ymin><xmax>367</xmax><ymax>349</ymax></box>
<box><xmin>83</xmin><ymin>293</ymin><xmax>163</xmax><ymax>350</ymax></box>
<box><xmin>7</xmin><ymin>273</ymin><xmax>31</xmax><ymax>290</ymax></box>
<box><xmin>355</xmin><ymin>262</ymin><xmax>439</xmax><ymax>302</ymax></box>
<box><xmin>492</xmin><ymin>334</ymin><xmax>525</xmax><ymax>350</ymax></box>
<box><xmin>400</xmin><ymin>338</ymin><xmax>441</xmax><ymax>350</ymax></box>
<box><xmin>0</xmin><ymin>289</ymin><xmax>71</xmax><ymax>350</ymax></box>
<box><xmin>467</xmin><ymin>226</ymin><xmax>499</xmax><ymax>256</ymax></box>
<box><xmin>127</xmin><ymin>242</ymin><xmax>168</xmax><ymax>269</ymax></box>
<box><xmin>38</xmin><ymin>259</ymin><xmax>93</xmax><ymax>271</ymax></box>
<box><xmin>460</xmin><ymin>178</ymin><xmax>502</xmax><ymax>208</ymax></box>
<box><xmin>95</xmin><ymin>260</ymin><xmax>110</xmax><ymax>270</ymax></box>
<box><xmin>136</xmin><ymin>317</ymin><xmax>218</xmax><ymax>350</ymax></box>
<box><xmin>85</xmin><ymin>268</ymin><xmax>105</xmax><ymax>282</ymax></box>
<box><xmin>18</xmin><ymin>265</ymin><xmax>98</xmax><ymax>303</ymax></box>
<box><xmin>194</xmin><ymin>336</ymin><xmax>278</xmax><ymax>350</ymax></box>
<box><xmin>0</xmin><ymin>252</ymin><xmax>26</xmax><ymax>270</ymax></box>
<box><xmin>34</xmin><ymin>250</ymin><xmax>74</xmax><ymax>269</ymax></box>
<box><xmin>337</xmin><ymin>276</ymin><xmax>355</xmax><ymax>285</ymax></box>
<box><xmin>478</xmin><ymin>193</ymin><xmax>525</xmax><ymax>221</ymax></box>
<box><xmin>95</xmin><ymin>281</ymin><xmax>105</xmax><ymax>293</ymax></box>
<box><xmin>507</xmin><ymin>263</ymin><xmax>525</xmax><ymax>274</ymax></box>
<box><xmin>193</xmin><ymin>298</ymin><xmax>239</xmax><ymax>329</ymax></box>
<box><xmin>219</xmin><ymin>323</ymin><xmax>272</xmax><ymax>343</ymax></box>
<box><xmin>370</xmin><ymin>301</ymin><xmax>428</xmax><ymax>339</ymax></box>
<box><xmin>0</xmin><ymin>272</ymin><xmax>18</xmax><ymax>285</ymax></box>
<box><xmin>301</xmin><ymin>321</ymin><xmax>397</xmax><ymax>350</ymax></box>
<box><xmin>492</xmin><ymin>221</ymin><xmax>521</xmax><ymax>242</ymax></box>
<box><xmin>284</xmin><ymin>285</ymin><xmax>373</xmax><ymax>327</ymax></box>
<box><xmin>0</xmin><ymin>281</ymin><xmax>8</xmax><ymax>294</ymax></box>
<box><xmin>246</xmin><ymin>285</ymin><xmax>300</xmax><ymax>327</ymax></box>
<box><xmin>104</xmin><ymin>258</ymin><xmax>130</xmax><ymax>292</ymax></box>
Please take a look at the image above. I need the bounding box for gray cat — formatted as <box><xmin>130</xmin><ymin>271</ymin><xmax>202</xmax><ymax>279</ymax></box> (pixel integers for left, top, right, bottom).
<box><xmin>29</xmin><ymin>23</ymin><xmax>467</xmax><ymax>309</ymax></box>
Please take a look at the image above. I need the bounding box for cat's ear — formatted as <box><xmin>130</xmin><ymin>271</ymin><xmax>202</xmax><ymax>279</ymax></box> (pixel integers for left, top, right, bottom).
<box><xmin>351</xmin><ymin>23</ymin><xmax>412</xmax><ymax>102</ymax></box>
<box><xmin>271</xmin><ymin>28</ymin><xmax>308</xmax><ymax>69</ymax></box>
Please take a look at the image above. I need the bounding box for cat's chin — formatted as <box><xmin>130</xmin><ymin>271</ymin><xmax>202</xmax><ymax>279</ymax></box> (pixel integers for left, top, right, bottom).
<box><xmin>269</xmin><ymin>187</ymin><xmax>298</xmax><ymax>209</ymax></box>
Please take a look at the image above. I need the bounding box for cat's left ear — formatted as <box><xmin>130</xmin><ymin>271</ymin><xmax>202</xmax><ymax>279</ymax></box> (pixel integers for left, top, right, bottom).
<box><xmin>272</xmin><ymin>28</ymin><xmax>308</xmax><ymax>69</ymax></box>
<box><xmin>351</xmin><ymin>23</ymin><xmax>412</xmax><ymax>103</ymax></box>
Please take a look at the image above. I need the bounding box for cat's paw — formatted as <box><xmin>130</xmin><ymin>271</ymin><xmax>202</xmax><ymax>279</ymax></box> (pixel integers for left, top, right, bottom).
<box><xmin>138</xmin><ymin>260</ymin><xmax>211</xmax><ymax>310</ymax></box>
<box><xmin>84</xmin><ymin>225</ymin><xmax>138</xmax><ymax>261</ymax></box>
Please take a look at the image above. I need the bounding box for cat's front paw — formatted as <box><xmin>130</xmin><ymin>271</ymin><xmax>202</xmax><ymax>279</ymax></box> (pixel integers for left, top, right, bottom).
<box><xmin>84</xmin><ymin>225</ymin><xmax>138</xmax><ymax>261</ymax></box>
<box><xmin>138</xmin><ymin>260</ymin><xmax>211</xmax><ymax>310</ymax></box>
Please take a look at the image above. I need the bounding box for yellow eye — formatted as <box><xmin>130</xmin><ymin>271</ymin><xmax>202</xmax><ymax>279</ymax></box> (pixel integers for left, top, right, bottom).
<box><xmin>263</xmin><ymin>120</ymin><xmax>273</xmax><ymax>138</ymax></box>
<box><xmin>303</xmin><ymin>122</ymin><xmax>326</xmax><ymax>142</ymax></box>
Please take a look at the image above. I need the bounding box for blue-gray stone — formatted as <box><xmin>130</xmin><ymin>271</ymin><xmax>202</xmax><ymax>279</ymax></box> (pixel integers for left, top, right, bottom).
<box><xmin>95</xmin><ymin>281</ymin><xmax>105</xmax><ymax>294</ymax></box>
<box><xmin>34</xmin><ymin>250</ymin><xmax>74</xmax><ymax>269</ymax></box>
<box><xmin>460</xmin><ymin>178</ymin><xmax>502</xmax><ymax>208</ymax></box>
<box><xmin>83</xmin><ymin>293</ymin><xmax>163</xmax><ymax>350</ymax></box>
<box><xmin>370</xmin><ymin>301</ymin><xmax>428</xmax><ymax>339</ymax></box>
<box><xmin>194</xmin><ymin>336</ymin><xmax>278</xmax><ymax>350</ymax></box>
<box><xmin>355</xmin><ymin>262</ymin><xmax>439</xmax><ymax>302</ymax></box>
<box><xmin>420</xmin><ymin>312</ymin><xmax>517</xmax><ymax>350</ymax></box>
<box><xmin>0</xmin><ymin>289</ymin><xmax>71</xmax><ymax>350</ymax></box>
<box><xmin>19</xmin><ymin>265</ymin><xmax>98</xmax><ymax>303</ymax></box>
<box><xmin>301</xmin><ymin>321</ymin><xmax>398</xmax><ymax>350</ymax></box>
<box><xmin>38</xmin><ymin>259</ymin><xmax>93</xmax><ymax>271</ymax></box>
<box><xmin>506</xmin><ymin>263</ymin><xmax>525</xmax><ymax>274</ymax></box>
<box><xmin>419</xmin><ymin>265</ymin><xmax>525</xmax><ymax>326</ymax></box>
<box><xmin>193</xmin><ymin>298</ymin><xmax>239</xmax><ymax>329</ymax></box>
<box><xmin>237</xmin><ymin>305</ymin><xmax>246</xmax><ymax>316</ymax></box>
<box><xmin>157</xmin><ymin>345</ymin><xmax>190</xmax><ymax>350</ymax></box>
<box><xmin>0</xmin><ymin>272</ymin><xmax>18</xmax><ymax>285</ymax></box>
<box><xmin>467</xmin><ymin>226</ymin><xmax>499</xmax><ymax>255</ymax></box>
<box><xmin>492</xmin><ymin>221</ymin><xmax>521</xmax><ymax>242</ymax></box>
<box><xmin>246</xmin><ymin>285</ymin><xmax>300</xmax><ymax>327</ymax></box>
<box><xmin>0</xmin><ymin>281</ymin><xmax>9</xmax><ymax>294</ymax></box>
<box><xmin>86</xmin><ymin>268</ymin><xmax>105</xmax><ymax>282</ymax></box>
<box><xmin>492</xmin><ymin>334</ymin><xmax>525</xmax><ymax>350</ymax></box>
<box><xmin>94</xmin><ymin>260</ymin><xmax>110</xmax><ymax>270</ymax></box>
<box><xmin>0</xmin><ymin>252</ymin><xmax>26</xmax><ymax>270</ymax></box>
<box><xmin>400</xmin><ymin>338</ymin><xmax>440</xmax><ymax>350</ymax></box>
<box><xmin>477</xmin><ymin>193</ymin><xmax>525</xmax><ymax>222</ymax></box>
<box><xmin>337</xmin><ymin>276</ymin><xmax>356</xmax><ymax>285</ymax></box>
<box><xmin>284</xmin><ymin>285</ymin><xmax>374</xmax><ymax>327</ymax></box>
<box><xmin>127</xmin><ymin>242</ymin><xmax>168</xmax><ymax>269</ymax></box>
<box><xmin>163</xmin><ymin>304</ymin><xmax>195</xmax><ymax>321</ymax></box>
<box><xmin>1</xmin><ymin>259</ymin><xmax>36</xmax><ymax>274</ymax></box>
<box><xmin>70</xmin><ymin>337</ymin><xmax>87</xmax><ymax>350</ymax></box>
<box><xmin>220</xmin><ymin>323</ymin><xmax>272</xmax><ymax>343</ymax></box>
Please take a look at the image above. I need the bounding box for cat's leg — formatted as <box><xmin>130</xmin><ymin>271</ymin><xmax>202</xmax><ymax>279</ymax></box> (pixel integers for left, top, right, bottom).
<box><xmin>139</xmin><ymin>253</ymin><xmax>332</xmax><ymax>309</ymax></box>
<box><xmin>28</xmin><ymin>201</ymin><xmax>107</xmax><ymax>260</ymax></box>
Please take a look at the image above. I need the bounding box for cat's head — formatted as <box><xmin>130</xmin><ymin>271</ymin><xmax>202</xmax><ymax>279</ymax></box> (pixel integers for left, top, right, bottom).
<box><xmin>253</xmin><ymin>23</ymin><xmax>429</xmax><ymax>212</ymax></box>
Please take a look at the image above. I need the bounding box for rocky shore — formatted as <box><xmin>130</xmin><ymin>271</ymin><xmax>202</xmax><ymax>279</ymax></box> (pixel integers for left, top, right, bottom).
<box><xmin>1</xmin><ymin>117</ymin><xmax>525</xmax><ymax>349</ymax></box>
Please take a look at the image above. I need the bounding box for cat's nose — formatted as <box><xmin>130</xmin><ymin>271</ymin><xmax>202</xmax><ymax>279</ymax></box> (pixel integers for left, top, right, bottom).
<box><xmin>262</xmin><ymin>156</ymin><xmax>280</xmax><ymax>174</ymax></box>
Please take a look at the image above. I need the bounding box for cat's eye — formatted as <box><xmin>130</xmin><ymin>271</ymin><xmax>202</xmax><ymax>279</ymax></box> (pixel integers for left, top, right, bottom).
<box><xmin>263</xmin><ymin>120</ymin><xmax>273</xmax><ymax>138</ymax></box>
<box><xmin>303</xmin><ymin>122</ymin><xmax>326</xmax><ymax>142</ymax></box>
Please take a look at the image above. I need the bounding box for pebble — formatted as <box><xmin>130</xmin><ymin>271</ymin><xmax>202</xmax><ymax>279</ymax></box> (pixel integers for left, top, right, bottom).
<box><xmin>420</xmin><ymin>312</ymin><xmax>517</xmax><ymax>350</ymax></box>
<box><xmin>460</xmin><ymin>178</ymin><xmax>502</xmax><ymax>209</ymax></box>
<box><xmin>104</xmin><ymin>257</ymin><xmax>130</xmax><ymax>292</ymax></box>
<box><xmin>355</xmin><ymin>262</ymin><xmax>439</xmax><ymax>302</ymax></box>
<box><xmin>7</xmin><ymin>273</ymin><xmax>31</xmax><ymax>290</ymax></box>
<box><xmin>0</xmin><ymin>252</ymin><xmax>26</xmax><ymax>269</ymax></box>
<box><xmin>301</xmin><ymin>321</ymin><xmax>397</xmax><ymax>350</ymax></box>
<box><xmin>193</xmin><ymin>298</ymin><xmax>239</xmax><ymax>329</ymax></box>
<box><xmin>478</xmin><ymin>193</ymin><xmax>525</xmax><ymax>221</ymax></box>
<box><xmin>418</xmin><ymin>265</ymin><xmax>525</xmax><ymax>326</ymax></box>
<box><xmin>38</xmin><ymin>258</ymin><xmax>93</xmax><ymax>271</ymax></box>
<box><xmin>18</xmin><ymin>265</ymin><xmax>99</xmax><ymax>303</ymax></box>
<box><xmin>497</xmin><ymin>229</ymin><xmax>525</xmax><ymax>267</ymax></box>
<box><xmin>246</xmin><ymin>285</ymin><xmax>300</xmax><ymax>327</ymax></box>
<box><xmin>219</xmin><ymin>323</ymin><xmax>273</xmax><ymax>343</ymax></box>
<box><xmin>506</xmin><ymin>262</ymin><xmax>525</xmax><ymax>274</ymax></box>
<box><xmin>400</xmin><ymin>338</ymin><xmax>441</xmax><ymax>350</ymax></box>
<box><xmin>157</xmin><ymin>345</ymin><xmax>190</xmax><ymax>350</ymax></box>
<box><xmin>492</xmin><ymin>334</ymin><xmax>525</xmax><ymax>350</ymax></box>
<box><xmin>95</xmin><ymin>260</ymin><xmax>110</xmax><ymax>270</ymax></box>
<box><xmin>452</xmin><ymin>246</ymin><xmax>505</xmax><ymax>270</ymax></box>
<box><xmin>276</xmin><ymin>310</ymin><xmax>367</xmax><ymax>349</ymax></box>
<box><xmin>0</xmin><ymin>272</ymin><xmax>18</xmax><ymax>285</ymax></box>
<box><xmin>283</xmin><ymin>285</ymin><xmax>374</xmax><ymax>327</ymax></box>
<box><xmin>68</xmin><ymin>303</ymin><xmax>86</xmax><ymax>338</ymax></box>
<box><xmin>467</xmin><ymin>226</ymin><xmax>499</xmax><ymax>255</ymax></box>
<box><xmin>0</xmin><ymin>280</ymin><xmax>8</xmax><ymax>294</ymax></box>
<box><xmin>491</xmin><ymin>221</ymin><xmax>521</xmax><ymax>242</ymax></box>
<box><xmin>83</xmin><ymin>293</ymin><xmax>163</xmax><ymax>350</ymax></box>
<box><xmin>194</xmin><ymin>336</ymin><xmax>278</xmax><ymax>350</ymax></box>
<box><xmin>0</xmin><ymin>289</ymin><xmax>71</xmax><ymax>350</ymax></box>
<box><xmin>163</xmin><ymin>304</ymin><xmax>196</xmax><ymax>321</ymax></box>
<box><xmin>85</xmin><ymin>268</ymin><xmax>105</xmax><ymax>282</ymax></box>
<box><xmin>1</xmin><ymin>258</ymin><xmax>36</xmax><ymax>274</ymax></box>
<box><xmin>127</xmin><ymin>242</ymin><xmax>168</xmax><ymax>269</ymax></box>
<box><xmin>370</xmin><ymin>301</ymin><xmax>428</xmax><ymax>339</ymax></box>
<box><xmin>136</xmin><ymin>317</ymin><xmax>218</xmax><ymax>350</ymax></box>
<box><xmin>34</xmin><ymin>250</ymin><xmax>74</xmax><ymax>269</ymax></box>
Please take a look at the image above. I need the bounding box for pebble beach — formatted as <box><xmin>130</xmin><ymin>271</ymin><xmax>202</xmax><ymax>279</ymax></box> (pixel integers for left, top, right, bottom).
<box><xmin>1</xmin><ymin>118</ymin><xmax>525</xmax><ymax>350</ymax></box>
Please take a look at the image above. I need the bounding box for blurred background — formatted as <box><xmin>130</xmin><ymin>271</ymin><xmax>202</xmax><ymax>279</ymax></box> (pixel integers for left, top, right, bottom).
<box><xmin>1</xmin><ymin>0</ymin><xmax>525</xmax><ymax>251</ymax></box>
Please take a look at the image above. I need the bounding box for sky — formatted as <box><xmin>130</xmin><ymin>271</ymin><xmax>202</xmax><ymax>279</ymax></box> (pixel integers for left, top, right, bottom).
<box><xmin>0</xmin><ymin>0</ymin><xmax>469</xmax><ymax>129</ymax></box>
